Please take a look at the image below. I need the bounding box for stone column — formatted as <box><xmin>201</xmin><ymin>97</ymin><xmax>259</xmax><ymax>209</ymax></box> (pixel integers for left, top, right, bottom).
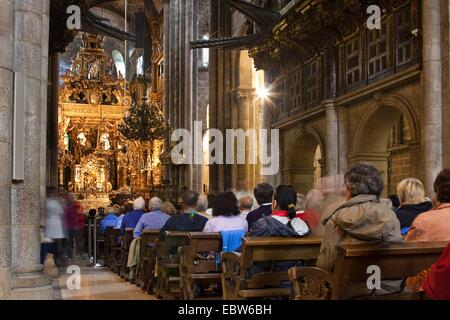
<box><xmin>11</xmin><ymin>0</ymin><xmax>52</xmax><ymax>299</ymax></box>
<box><xmin>422</xmin><ymin>0</ymin><xmax>443</xmax><ymax>194</ymax></box>
<box><xmin>0</xmin><ymin>0</ymin><xmax>14</xmax><ymax>300</ymax></box>
<box><xmin>338</xmin><ymin>106</ymin><xmax>348</xmax><ymax>174</ymax></box>
<box><xmin>324</xmin><ymin>100</ymin><xmax>338</xmax><ymax>177</ymax></box>
<box><xmin>233</xmin><ymin>89</ymin><xmax>254</xmax><ymax>191</ymax></box>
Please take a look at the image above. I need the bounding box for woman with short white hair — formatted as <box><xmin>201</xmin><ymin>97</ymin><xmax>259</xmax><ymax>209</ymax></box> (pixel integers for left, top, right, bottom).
<box><xmin>395</xmin><ymin>178</ymin><xmax>433</xmax><ymax>233</ymax></box>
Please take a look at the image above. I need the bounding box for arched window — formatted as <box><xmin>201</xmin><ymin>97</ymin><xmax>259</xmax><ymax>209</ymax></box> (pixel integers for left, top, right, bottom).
<box><xmin>112</xmin><ymin>50</ymin><xmax>126</xmax><ymax>78</ymax></box>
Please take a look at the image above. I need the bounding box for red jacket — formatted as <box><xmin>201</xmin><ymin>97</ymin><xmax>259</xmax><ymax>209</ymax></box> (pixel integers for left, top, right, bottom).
<box><xmin>423</xmin><ymin>243</ymin><xmax>450</xmax><ymax>300</ymax></box>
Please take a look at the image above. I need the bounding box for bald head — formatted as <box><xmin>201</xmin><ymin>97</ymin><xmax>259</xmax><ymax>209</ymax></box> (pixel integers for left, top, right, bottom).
<box><xmin>239</xmin><ymin>195</ymin><xmax>253</xmax><ymax>211</ymax></box>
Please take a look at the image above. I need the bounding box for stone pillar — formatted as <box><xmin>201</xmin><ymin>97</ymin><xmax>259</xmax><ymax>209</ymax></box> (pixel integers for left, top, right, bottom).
<box><xmin>338</xmin><ymin>106</ymin><xmax>348</xmax><ymax>174</ymax></box>
<box><xmin>11</xmin><ymin>0</ymin><xmax>52</xmax><ymax>299</ymax></box>
<box><xmin>324</xmin><ymin>100</ymin><xmax>338</xmax><ymax>177</ymax></box>
<box><xmin>233</xmin><ymin>89</ymin><xmax>254</xmax><ymax>191</ymax></box>
<box><xmin>422</xmin><ymin>0</ymin><xmax>443</xmax><ymax>194</ymax></box>
<box><xmin>0</xmin><ymin>0</ymin><xmax>14</xmax><ymax>300</ymax></box>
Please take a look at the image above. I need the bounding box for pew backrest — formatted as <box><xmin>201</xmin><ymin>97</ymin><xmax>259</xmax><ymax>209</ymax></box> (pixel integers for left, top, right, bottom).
<box><xmin>179</xmin><ymin>232</ymin><xmax>222</xmax><ymax>275</ymax></box>
<box><xmin>331</xmin><ymin>241</ymin><xmax>449</xmax><ymax>299</ymax></box>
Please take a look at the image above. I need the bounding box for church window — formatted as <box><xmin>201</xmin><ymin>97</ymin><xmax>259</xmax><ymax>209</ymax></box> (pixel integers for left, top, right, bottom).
<box><xmin>345</xmin><ymin>36</ymin><xmax>362</xmax><ymax>87</ymax></box>
<box><xmin>367</xmin><ymin>18</ymin><xmax>389</xmax><ymax>78</ymax></box>
<box><xmin>305</xmin><ymin>59</ymin><xmax>320</xmax><ymax>105</ymax></box>
<box><xmin>395</xmin><ymin>4</ymin><xmax>413</xmax><ymax>66</ymax></box>
<box><xmin>288</xmin><ymin>67</ymin><xmax>302</xmax><ymax>110</ymax></box>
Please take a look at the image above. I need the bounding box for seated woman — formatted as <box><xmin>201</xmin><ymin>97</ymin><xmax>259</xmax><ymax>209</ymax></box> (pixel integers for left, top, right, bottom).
<box><xmin>251</xmin><ymin>185</ymin><xmax>310</xmax><ymax>237</ymax></box>
<box><xmin>406</xmin><ymin>168</ymin><xmax>450</xmax><ymax>242</ymax></box>
<box><xmin>405</xmin><ymin>169</ymin><xmax>450</xmax><ymax>293</ymax></box>
<box><xmin>395</xmin><ymin>178</ymin><xmax>433</xmax><ymax>235</ymax></box>
<box><xmin>249</xmin><ymin>185</ymin><xmax>311</xmax><ymax>286</ymax></box>
<box><xmin>317</xmin><ymin>163</ymin><xmax>403</xmax><ymax>298</ymax></box>
<box><xmin>203</xmin><ymin>191</ymin><xmax>248</xmax><ymax>233</ymax></box>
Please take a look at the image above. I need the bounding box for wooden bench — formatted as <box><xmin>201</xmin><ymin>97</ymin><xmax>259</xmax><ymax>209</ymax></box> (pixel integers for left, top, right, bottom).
<box><xmin>120</xmin><ymin>228</ymin><xmax>134</xmax><ymax>280</ymax></box>
<box><xmin>288</xmin><ymin>241</ymin><xmax>449</xmax><ymax>300</ymax></box>
<box><xmin>110</xmin><ymin>228</ymin><xmax>122</xmax><ymax>274</ymax></box>
<box><xmin>136</xmin><ymin>230</ymin><xmax>159</xmax><ymax>289</ymax></box>
<box><xmin>154</xmin><ymin>231</ymin><xmax>190</xmax><ymax>299</ymax></box>
<box><xmin>221</xmin><ymin>236</ymin><xmax>322</xmax><ymax>300</ymax></box>
<box><xmin>104</xmin><ymin>227</ymin><xmax>114</xmax><ymax>267</ymax></box>
<box><xmin>179</xmin><ymin>232</ymin><xmax>222</xmax><ymax>300</ymax></box>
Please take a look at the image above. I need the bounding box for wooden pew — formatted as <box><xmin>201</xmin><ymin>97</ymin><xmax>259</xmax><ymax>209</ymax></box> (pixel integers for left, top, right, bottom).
<box><xmin>120</xmin><ymin>228</ymin><xmax>134</xmax><ymax>280</ymax></box>
<box><xmin>221</xmin><ymin>236</ymin><xmax>322</xmax><ymax>300</ymax></box>
<box><xmin>136</xmin><ymin>230</ymin><xmax>159</xmax><ymax>289</ymax></box>
<box><xmin>288</xmin><ymin>241</ymin><xmax>448</xmax><ymax>300</ymax></box>
<box><xmin>179</xmin><ymin>232</ymin><xmax>222</xmax><ymax>300</ymax></box>
<box><xmin>104</xmin><ymin>227</ymin><xmax>114</xmax><ymax>267</ymax></box>
<box><xmin>110</xmin><ymin>228</ymin><xmax>122</xmax><ymax>274</ymax></box>
<box><xmin>154</xmin><ymin>231</ymin><xmax>190</xmax><ymax>299</ymax></box>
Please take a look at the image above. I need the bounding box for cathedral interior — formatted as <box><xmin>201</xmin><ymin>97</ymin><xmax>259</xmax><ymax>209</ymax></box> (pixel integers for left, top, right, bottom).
<box><xmin>1</xmin><ymin>0</ymin><xmax>450</xmax><ymax>302</ymax></box>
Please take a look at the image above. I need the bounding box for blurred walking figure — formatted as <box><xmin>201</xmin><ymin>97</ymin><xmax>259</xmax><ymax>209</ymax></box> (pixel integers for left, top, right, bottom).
<box><xmin>45</xmin><ymin>188</ymin><xmax>68</xmax><ymax>266</ymax></box>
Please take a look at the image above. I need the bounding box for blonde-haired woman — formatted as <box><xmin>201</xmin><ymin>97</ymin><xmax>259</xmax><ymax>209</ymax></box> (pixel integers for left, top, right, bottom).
<box><xmin>395</xmin><ymin>178</ymin><xmax>432</xmax><ymax>234</ymax></box>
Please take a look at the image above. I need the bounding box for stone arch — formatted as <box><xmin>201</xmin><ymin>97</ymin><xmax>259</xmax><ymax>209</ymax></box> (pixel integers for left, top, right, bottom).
<box><xmin>283</xmin><ymin>125</ymin><xmax>326</xmax><ymax>193</ymax></box>
<box><xmin>352</xmin><ymin>93</ymin><xmax>420</xmax><ymax>153</ymax></box>
<box><xmin>350</xmin><ymin>93</ymin><xmax>421</xmax><ymax>195</ymax></box>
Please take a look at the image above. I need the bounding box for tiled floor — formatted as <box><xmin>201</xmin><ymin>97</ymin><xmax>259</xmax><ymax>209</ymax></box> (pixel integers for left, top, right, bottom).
<box><xmin>55</xmin><ymin>260</ymin><xmax>158</xmax><ymax>300</ymax></box>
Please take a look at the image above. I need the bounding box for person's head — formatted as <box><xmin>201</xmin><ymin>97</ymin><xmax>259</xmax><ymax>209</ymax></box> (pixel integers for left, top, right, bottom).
<box><xmin>273</xmin><ymin>185</ymin><xmax>297</xmax><ymax>220</ymax></box>
<box><xmin>212</xmin><ymin>191</ymin><xmax>240</xmax><ymax>217</ymax></box>
<box><xmin>133</xmin><ymin>197</ymin><xmax>146</xmax><ymax>211</ymax></box>
<box><xmin>397</xmin><ymin>178</ymin><xmax>427</xmax><ymax>206</ymax></box>
<box><xmin>88</xmin><ymin>209</ymin><xmax>97</xmax><ymax>218</ymax></box>
<box><xmin>343</xmin><ymin>163</ymin><xmax>384</xmax><ymax>201</ymax></box>
<box><xmin>148</xmin><ymin>197</ymin><xmax>163</xmax><ymax>211</ymax></box>
<box><xmin>253</xmin><ymin>183</ymin><xmax>274</xmax><ymax>205</ymax></box>
<box><xmin>98</xmin><ymin>207</ymin><xmax>105</xmax><ymax>217</ymax></box>
<box><xmin>105</xmin><ymin>207</ymin><xmax>114</xmax><ymax>215</ymax></box>
<box><xmin>239</xmin><ymin>195</ymin><xmax>253</xmax><ymax>212</ymax></box>
<box><xmin>196</xmin><ymin>196</ymin><xmax>208</xmax><ymax>213</ymax></box>
<box><xmin>433</xmin><ymin>168</ymin><xmax>450</xmax><ymax>204</ymax></box>
<box><xmin>388</xmin><ymin>194</ymin><xmax>400</xmax><ymax>208</ymax></box>
<box><xmin>161</xmin><ymin>201</ymin><xmax>177</xmax><ymax>216</ymax></box>
<box><xmin>206</xmin><ymin>193</ymin><xmax>215</xmax><ymax>209</ymax></box>
<box><xmin>182</xmin><ymin>190</ymin><xmax>199</xmax><ymax>211</ymax></box>
<box><xmin>124</xmin><ymin>202</ymin><xmax>133</xmax><ymax>213</ymax></box>
<box><xmin>305</xmin><ymin>189</ymin><xmax>324</xmax><ymax>210</ymax></box>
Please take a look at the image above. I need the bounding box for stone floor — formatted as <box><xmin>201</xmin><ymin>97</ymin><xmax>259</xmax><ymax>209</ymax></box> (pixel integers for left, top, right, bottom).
<box><xmin>54</xmin><ymin>260</ymin><xmax>158</xmax><ymax>300</ymax></box>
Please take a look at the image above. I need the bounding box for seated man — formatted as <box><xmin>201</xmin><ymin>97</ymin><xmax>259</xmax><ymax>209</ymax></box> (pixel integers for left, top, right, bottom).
<box><xmin>133</xmin><ymin>197</ymin><xmax>170</xmax><ymax>238</ymax></box>
<box><xmin>246</xmin><ymin>183</ymin><xmax>274</xmax><ymax>230</ymax></box>
<box><xmin>120</xmin><ymin>197</ymin><xmax>146</xmax><ymax>235</ymax></box>
<box><xmin>317</xmin><ymin>163</ymin><xmax>402</xmax><ymax>298</ymax></box>
<box><xmin>159</xmin><ymin>190</ymin><xmax>208</xmax><ymax>240</ymax></box>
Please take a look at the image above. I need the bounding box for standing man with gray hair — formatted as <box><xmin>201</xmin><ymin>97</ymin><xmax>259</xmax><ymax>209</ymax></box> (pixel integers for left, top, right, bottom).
<box><xmin>133</xmin><ymin>197</ymin><xmax>170</xmax><ymax>238</ymax></box>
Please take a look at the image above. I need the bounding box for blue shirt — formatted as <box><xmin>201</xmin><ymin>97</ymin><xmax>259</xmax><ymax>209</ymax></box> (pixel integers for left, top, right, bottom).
<box><xmin>100</xmin><ymin>214</ymin><xmax>119</xmax><ymax>233</ymax></box>
<box><xmin>116</xmin><ymin>214</ymin><xmax>124</xmax><ymax>229</ymax></box>
<box><xmin>120</xmin><ymin>210</ymin><xmax>145</xmax><ymax>234</ymax></box>
<box><xmin>133</xmin><ymin>210</ymin><xmax>171</xmax><ymax>238</ymax></box>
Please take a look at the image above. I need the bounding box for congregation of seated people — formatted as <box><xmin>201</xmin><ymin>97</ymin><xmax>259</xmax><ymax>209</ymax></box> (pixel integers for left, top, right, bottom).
<box><xmin>94</xmin><ymin>163</ymin><xmax>450</xmax><ymax>300</ymax></box>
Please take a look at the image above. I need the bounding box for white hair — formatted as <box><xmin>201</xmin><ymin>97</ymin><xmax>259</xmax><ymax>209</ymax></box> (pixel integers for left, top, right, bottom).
<box><xmin>196</xmin><ymin>196</ymin><xmax>208</xmax><ymax>212</ymax></box>
<box><xmin>133</xmin><ymin>196</ymin><xmax>146</xmax><ymax>210</ymax></box>
<box><xmin>149</xmin><ymin>197</ymin><xmax>162</xmax><ymax>211</ymax></box>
